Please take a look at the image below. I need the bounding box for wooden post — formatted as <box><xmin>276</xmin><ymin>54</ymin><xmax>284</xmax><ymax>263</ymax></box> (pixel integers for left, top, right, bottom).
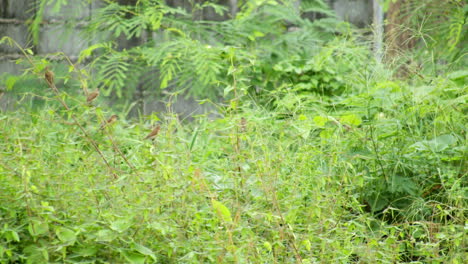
<box><xmin>373</xmin><ymin>0</ymin><xmax>384</xmax><ymax>62</ymax></box>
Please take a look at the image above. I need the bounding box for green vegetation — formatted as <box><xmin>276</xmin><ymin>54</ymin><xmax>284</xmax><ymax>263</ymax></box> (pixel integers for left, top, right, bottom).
<box><xmin>1</xmin><ymin>0</ymin><xmax>467</xmax><ymax>263</ymax></box>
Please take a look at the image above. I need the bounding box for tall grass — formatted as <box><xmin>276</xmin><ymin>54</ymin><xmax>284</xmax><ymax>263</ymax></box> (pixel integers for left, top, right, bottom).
<box><xmin>1</xmin><ymin>74</ymin><xmax>466</xmax><ymax>263</ymax></box>
<box><xmin>0</xmin><ymin>22</ymin><xmax>466</xmax><ymax>262</ymax></box>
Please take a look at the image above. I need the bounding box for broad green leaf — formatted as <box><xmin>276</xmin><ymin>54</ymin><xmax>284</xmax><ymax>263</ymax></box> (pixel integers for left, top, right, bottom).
<box><xmin>319</xmin><ymin>129</ymin><xmax>333</xmax><ymax>139</ymax></box>
<box><xmin>447</xmin><ymin>70</ymin><xmax>468</xmax><ymax>81</ymax></box>
<box><xmin>132</xmin><ymin>243</ymin><xmax>156</xmax><ymax>260</ymax></box>
<box><xmin>430</xmin><ymin>134</ymin><xmax>458</xmax><ymax>152</ymax></box>
<box><xmin>230</xmin><ymin>100</ymin><xmax>238</xmax><ymax>110</ymax></box>
<box><xmin>302</xmin><ymin>239</ymin><xmax>312</xmax><ymax>251</ymax></box>
<box><xmin>110</xmin><ymin>219</ymin><xmax>132</xmax><ymax>233</ymax></box>
<box><xmin>95</xmin><ymin>229</ymin><xmax>116</xmax><ymax>242</ymax></box>
<box><xmin>212</xmin><ymin>199</ymin><xmax>232</xmax><ymax>223</ymax></box>
<box><xmin>389</xmin><ymin>175</ymin><xmax>418</xmax><ymax>196</ymax></box>
<box><xmin>55</xmin><ymin>227</ymin><xmax>76</xmax><ymax>245</ymax></box>
<box><xmin>5</xmin><ymin>76</ymin><xmax>19</xmax><ymax>91</ymax></box>
<box><xmin>263</xmin><ymin>241</ymin><xmax>272</xmax><ymax>251</ymax></box>
<box><xmin>410</xmin><ymin>134</ymin><xmax>458</xmax><ymax>152</ymax></box>
<box><xmin>28</xmin><ymin>219</ymin><xmax>49</xmax><ymax>237</ymax></box>
<box><xmin>253</xmin><ymin>30</ymin><xmax>265</xmax><ymax>37</ymax></box>
<box><xmin>160</xmin><ymin>74</ymin><xmax>170</xmax><ymax>89</ymax></box>
<box><xmin>123</xmin><ymin>251</ymin><xmax>146</xmax><ymax>264</ymax></box>
<box><xmin>293</xmin><ymin>119</ymin><xmax>313</xmax><ymax>139</ymax></box>
<box><xmin>374</xmin><ymin>81</ymin><xmax>401</xmax><ymax>92</ymax></box>
<box><xmin>23</xmin><ymin>244</ymin><xmax>48</xmax><ymax>264</ymax></box>
<box><xmin>313</xmin><ymin>116</ymin><xmax>328</xmax><ymax>127</ymax></box>
<box><xmin>74</xmin><ymin>245</ymin><xmax>98</xmax><ymax>257</ymax></box>
<box><xmin>40</xmin><ymin>201</ymin><xmax>55</xmax><ymax>212</ymax></box>
<box><xmin>224</xmin><ymin>85</ymin><xmax>234</xmax><ymax>97</ymax></box>
<box><xmin>6</xmin><ymin>230</ymin><xmax>20</xmax><ymax>242</ymax></box>
<box><xmin>340</xmin><ymin>114</ymin><xmax>362</xmax><ymax>127</ymax></box>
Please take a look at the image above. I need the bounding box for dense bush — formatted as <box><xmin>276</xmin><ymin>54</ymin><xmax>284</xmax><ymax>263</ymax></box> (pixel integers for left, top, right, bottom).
<box><xmin>0</xmin><ymin>53</ymin><xmax>466</xmax><ymax>263</ymax></box>
<box><xmin>0</xmin><ymin>0</ymin><xmax>466</xmax><ymax>263</ymax></box>
<box><xmin>76</xmin><ymin>0</ymin><xmax>343</xmax><ymax>100</ymax></box>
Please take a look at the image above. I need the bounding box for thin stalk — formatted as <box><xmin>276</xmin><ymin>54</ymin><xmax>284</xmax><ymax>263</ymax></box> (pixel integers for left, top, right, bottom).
<box><xmin>6</xmin><ymin>38</ymin><xmax>118</xmax><ymax>179</ymax></box>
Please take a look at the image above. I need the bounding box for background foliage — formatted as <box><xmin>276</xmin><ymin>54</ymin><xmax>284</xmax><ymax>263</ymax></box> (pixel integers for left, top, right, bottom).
<box><xmin>0</xmin><ymin>0</ymin><xmax>467</xmax><ymax>263</ymax></box>
<box><xmin>77</xmin><ymin>0</ymin><xmax>344</xmax><ymax>100</ymax></box>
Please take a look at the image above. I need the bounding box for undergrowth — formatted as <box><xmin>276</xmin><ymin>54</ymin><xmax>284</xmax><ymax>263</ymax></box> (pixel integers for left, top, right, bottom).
<box><xmin>0</xmin><ymin>0</ymin><xmax>467</xmax><ymax>261</ymax></box>
<box><xmin>0</xmin><ymin>48</ymin><xmax>466</xmax><ymax>263</ymax></box>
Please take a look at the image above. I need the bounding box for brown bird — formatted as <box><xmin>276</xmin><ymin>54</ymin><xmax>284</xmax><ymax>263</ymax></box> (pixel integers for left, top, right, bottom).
<box><xmin>100</xmin><ymin>115</ymin><xmax>118</xmax><ymax>130</ymax></box>
<box><xmin>44</xmin><ymin>68</ymin><xmax>55</xmax><ymax>86</ymax></box>
<box><xmin>240</xmin><ymin>117</ymin><xmax>247</xmax><ymax>133</ymax></box>
<box><xmin>86</xmin><ymin>90</ymin><xmax>99</xmax><ymax>104</ymax></box>
<box><xmin>144</xmin><ymin>125</ymin><xmax>161</xmax><ymax>140</ymax></box>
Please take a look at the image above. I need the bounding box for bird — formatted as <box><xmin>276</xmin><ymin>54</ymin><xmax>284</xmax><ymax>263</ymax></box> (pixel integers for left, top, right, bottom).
<box><xmin>240</xmin><ymin>117</ymin><xmax>247</xmax><ymax>133</ymax></box>
<box><xmin>44</xmin><ymin>68</ymin><xmax>55</xmax><ymax>86</ymax></box>
<box><xmin>86</xmin><ymin>90</ymin><xmax>99</xmax><ymax>104</ymax></box>
<box><xmin>144</xmin><ymin>125</ymin><xmax>161</xmax><ymax>140</ymax></box>
<box><xmin>100</xmin><ymin>115</ymin><xmax>118</xmax><ymax>130</ymax></box>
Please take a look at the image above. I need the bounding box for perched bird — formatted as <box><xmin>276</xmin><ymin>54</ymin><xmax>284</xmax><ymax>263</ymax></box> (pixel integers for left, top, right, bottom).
<box><xmin>240</xmin><ymin>117</ymin><xmax>247</xmax><ymax>133</ymax></box>
<box><xmin>44</xmin><ymin>68</ymin><xmax>55</xmax><ymax>86</ymax></box>
<box><xmin>86</xmin><ymin>90</ymin><xmax>99</xmax><ymax>104</ymax></box>
<box><xmin>144</xmin><ymin>125</ymin><xmax>161</xmax><ymax>140</ymax></box>
<box><xmin>100</xmin><ymin>115</ymin><xmax>118</xmax><ymax>130</ymax></box>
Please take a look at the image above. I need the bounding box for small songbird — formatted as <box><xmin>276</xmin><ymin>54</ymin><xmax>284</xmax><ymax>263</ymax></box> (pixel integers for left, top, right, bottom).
<box><xmin>44</xmin><ymin>68</ymin><xmax>55</xmax><ymax>86</ymax></box>
<box><xmin>144</xmin><ymin>125</ymin><xmax>161</xmax><ymax>140</ymax></box>
<box><xmin>86</xmin><ymin>90</ymin><xmax>99</xmax><ymax>104</ymax></box>
<box><xmin>100</xmin><ymin>115</ymin><xmax>118</xmax><ymax>130</ymax></box>
<box><xmin>240</xmin><ymin>117</ymin><xmax>247</xmax><ymax>133</ymax></box>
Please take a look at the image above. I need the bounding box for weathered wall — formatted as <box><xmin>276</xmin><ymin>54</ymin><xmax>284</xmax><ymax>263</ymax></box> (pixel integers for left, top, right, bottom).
<box><xmin>1</xmin><ymin>0</ymin><xmax>374</xmax><ymax>73</ymax></box>
<box><xmin>329</xmin><ymin>0</ymin><xmax>373</xmax><ymax>28</ymax></box>
<box><xmin>0</xmin><ymin>0</ymin><xmax>33</xmax><ymax>74</ymax></box>
<box><xmin>0</xmin><ymin>1</ymin><xmax>101</xmax><ymax>72</ymax></box>
<box><xmin>1</xmin><ymin>0</ymin><xmax>374</xmax><ymax>115</ymax></box>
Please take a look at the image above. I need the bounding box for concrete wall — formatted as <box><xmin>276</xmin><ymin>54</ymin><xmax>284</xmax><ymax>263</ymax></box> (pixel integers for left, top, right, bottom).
<box><xmin>329</xmin><ymin>0</ymin><xmax>373</xmax><ymax>28</ymax></box>
<box><xmin>1</xmin><ymin>0</ymin><xmax>374</xmax><ymax>115</ymax></box>
<box><xmin>1</xmin><ymin>0</ymin><xmax>374</xmax><ymax>73</ymax></box>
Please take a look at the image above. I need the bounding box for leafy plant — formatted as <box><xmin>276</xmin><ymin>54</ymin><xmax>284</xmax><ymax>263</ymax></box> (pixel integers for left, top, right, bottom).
<box><xmin>385</xmin><ymin>0</ymin><xmax>467</xmax><ymax>74</ymax></box>
<box><xmin>1</xmin><ymin>1</ymin><xmax>466</xmax><ymax>263</ymax></box>
<box><xmin>75</xmin><ymin>0</ymin><xmax>342</xmax><ymax>102</ymax></box>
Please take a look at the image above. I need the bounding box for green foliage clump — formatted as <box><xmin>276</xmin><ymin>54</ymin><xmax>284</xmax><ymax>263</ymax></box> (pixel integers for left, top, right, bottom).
<box><xmin>0</xmin><ymin>0</ymin><xmax>467</xmax><ymax>263</ymax></box>
<box><xmin>77</xmin><ymin>0</ymin><xmax>343</xmax><ymax>100</ymax></box>
<box><xmin>0</xmin><ymin>68</ymin><xmax>466</xmax><ymax>263</ymax></box>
